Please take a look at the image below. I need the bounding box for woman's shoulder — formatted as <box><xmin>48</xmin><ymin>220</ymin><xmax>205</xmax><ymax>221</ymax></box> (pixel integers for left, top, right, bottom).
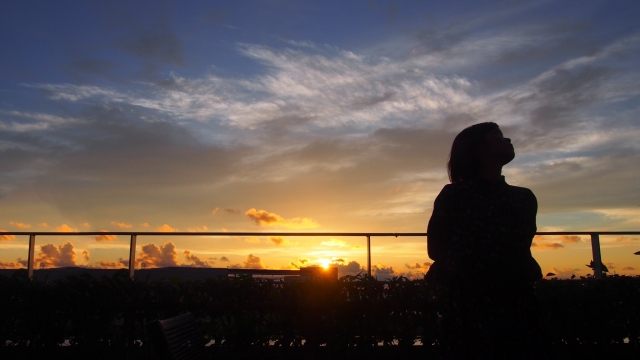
<box><xmin>507</xmin><ymin>185</ymin><xmax>538</xmax><ymax>206</ymax></box>
<box><xmin>507</xmin><ymin>184</ymin><xmax>536</xmax><ymax>197</ymax></box>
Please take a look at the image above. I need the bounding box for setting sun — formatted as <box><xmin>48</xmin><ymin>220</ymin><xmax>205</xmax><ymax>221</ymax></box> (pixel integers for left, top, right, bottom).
<box><xmin>317</xmin><ymin>259</ymin><xmax>331</xmax><ymax>269</ymax></box>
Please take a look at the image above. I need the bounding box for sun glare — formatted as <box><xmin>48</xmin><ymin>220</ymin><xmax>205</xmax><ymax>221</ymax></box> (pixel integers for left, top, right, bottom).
<box><xmin>317</xmin><ymin>258</ymin><xmax>331</xmax><ymax>269</ymax></box>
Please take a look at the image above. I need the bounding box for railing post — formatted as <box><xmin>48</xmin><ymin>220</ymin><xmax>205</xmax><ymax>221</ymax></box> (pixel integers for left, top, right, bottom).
<box><xmin>367</xmin><ymin>235</ymin><xmax>371</xmax><ymax>277</ymax></box>
<box><xmin>27</xmin><ymin>234</ymin><xmax>36</xmax><ymax>279</ymax></box>
<box><xmin>129</xmin><ymin>234</ymin><xmax>137</xmax><ymax>279</ymax></box>
<box><xmin>590</xmin><ymin>233</ymin><xmax>602</xmax><ymax>279</ymax></box>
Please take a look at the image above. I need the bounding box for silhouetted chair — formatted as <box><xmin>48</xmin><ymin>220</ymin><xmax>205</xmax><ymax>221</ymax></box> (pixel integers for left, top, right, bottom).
<box><xmin>147</xmin><ymin>312</ymin><xmax>208</xmax><ymax>360</ymax></box>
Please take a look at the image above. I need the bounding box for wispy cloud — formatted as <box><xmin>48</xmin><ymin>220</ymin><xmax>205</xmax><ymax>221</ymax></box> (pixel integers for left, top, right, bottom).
<box><xmin>245</xmin><ymin>208</ymin><xmax>319</xmax><ymax>229</ymax></box>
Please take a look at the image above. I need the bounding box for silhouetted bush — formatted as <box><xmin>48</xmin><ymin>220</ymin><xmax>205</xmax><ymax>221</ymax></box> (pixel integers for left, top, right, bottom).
<box><xmin>0</xmin><ymin>269</ymin><xmax>638</xmax><ymax>358</ymax></box>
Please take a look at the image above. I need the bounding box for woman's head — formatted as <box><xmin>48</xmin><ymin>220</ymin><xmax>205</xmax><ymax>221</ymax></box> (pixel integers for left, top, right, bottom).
<box><xmin>447</xmin><ymin>122</ymin><xmax>514</xmax><ymax>183</ymax></box>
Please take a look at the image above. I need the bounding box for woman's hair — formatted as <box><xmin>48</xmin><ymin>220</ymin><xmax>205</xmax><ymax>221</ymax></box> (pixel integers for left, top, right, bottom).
<box><xmin>447</xmin><ymin>122</ymin><xmax>500</xmax><ymax>183</ymax></box>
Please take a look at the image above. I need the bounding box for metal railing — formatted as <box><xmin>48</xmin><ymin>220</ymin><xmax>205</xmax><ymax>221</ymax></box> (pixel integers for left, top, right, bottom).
<box><xmin>2</xmin><ymin>231</ymin><xmax>639</xmax><ymax>280</ymax></box>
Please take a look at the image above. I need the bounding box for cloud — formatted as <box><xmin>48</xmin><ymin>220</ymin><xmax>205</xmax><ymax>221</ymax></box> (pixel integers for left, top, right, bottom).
<box><xmin>34</xmin><ymin>242</ymin><xmax>77</xmax><ymax>268</ymax></box>
<box><xmin>332</xmin><ymin>260</ymin><xmax>366</xmax><ymax>277</ymax></box>
<box><xmin>80</xmin><ymin>222</ymin><xmax>90</xmax><ymax>228</ymax></box>
<box><xmin>549</xmin><ymin>267</ymin><xmax>582</xmax><ymax>279</ymax></box>
<box><xmin>136</xmin><ymin>242</ymin><xmax>178</xmax><ymax>268</ymax></box>
<box><xmin>187</xmin><ymin>226</ymin><xmax>208</xmax><ymax>232</ymax></box>
<box><xmin>140</xmin><ymin>223</ymin><xmax>151</xmax><ymax>228</ymax></box>
<box><xmin>540</xmin><ymin>243</ymin><xmax>564</xmax><ymax>249</ymax></box>
<box><xmin>219</xmin><ymin>256</ymin><xmax>229</xmax><ymax>262</ymax></box>
<box><xmin>615</xmin><ymin>236</ymin><xmax>640</xmax><ymax>242</ymax></box>
<box><xmin>95</xmin><ymin>260</ymin><xmax>127</xmax><ymax>269</ymax></box>
<box><xmin>39</xmin><ymin>223</ymin><xmax>49</xmax><ymax>228</ymax></box>
<box><xmin>405</xmin><ymin>261</ymin><xmax>432</xmax><ymax>270</ymax></box>
<box><xmin>269</xmin><ymin>236</ymin><xmax>297</xmax><ymax>246</ymax></box>
<box><xmin>321</xmin><ymin>239</ymin><xmax>348</xmax><ymax>247</ymax></box>
<box><xmin>532</xmin><ymin>235</ymin><xmax>580</xmax><ymax>249</ymax></box>
<box><xmin>559</xmin><ymin>235</ymin><xmax>582</xmax><ymax>243</ymax></box>
<box><xmin>81</xmin><ymin>249</ymin><xmax>90</xmax><ymax>262</ymax></box>
<box><xmin>372</xmin><ymin>264</ymin><xmax>400</xmax><ymax>279</ymax></box>
<box><xmin>0</xmin><ymin>261</ymin><xmax>23</xmax><ymax>269</ymax></box>
<box><xmin>10</xmin><ymin>221</ymin><xmax>31</xmax><ymax>229</ymax></box>
<box><xmin>245</xmin><ymin>208</ymin><xmax>319</xmax><ymax>229</ymax></box>
<box><xmin>622</xmin><ymin>266</ymin><xmax>635</xmax><ymax>271</ymax></box>
<box><xmin>111</xmin><ymin>221</ymin><xmax>133</xmax><ymax>229</ymax></box>
<box><xmin>0</xmin><ymin>231</ymin><xmax>16</xmax><ymax>241</ymax></box>
<box><xmin>244</xmin><ymin>237</ymin><xmax>261</xmax><ymax>244</ymax></box>
<box><xmin>157</xmin><ymin>224</ymin><xmax>177</xmax><ymax>232</ymax></box>
<box><xmin>94</xmin><ymin>231</ymin><xmax>118</xmax><ymax>242</ymax></box>
<box><xmin>183</xmin><ymin>250</ymin><xmax>211</xmax><ymax>267</ymax></box>
<box><xmin>230</xmin><ymin>254</ymin><xmax>264</xmax><ymax>269</ymax></box>
<box><xmin>56</xmin><ymin>224</ymin><xmax>77</xmax><ymax>232</ymax></box>
<box><xmin>213</xmin><ymin>207</ymin><xmax>240</xmax><ymax>215</ymax></box>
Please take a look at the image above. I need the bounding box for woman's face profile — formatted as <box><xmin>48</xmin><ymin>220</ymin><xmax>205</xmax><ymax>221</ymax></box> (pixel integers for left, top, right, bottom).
<box><xmin>482</xmin><ymin>127</ymin><xmax>515</xmax><ymax>165</ymax></box>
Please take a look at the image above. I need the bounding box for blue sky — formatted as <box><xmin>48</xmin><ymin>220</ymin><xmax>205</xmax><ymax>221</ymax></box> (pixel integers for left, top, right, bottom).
<box><xmin>1</xmin><ymin>0</ymin><xmax>639</xmax><ymax>277</ymax></box>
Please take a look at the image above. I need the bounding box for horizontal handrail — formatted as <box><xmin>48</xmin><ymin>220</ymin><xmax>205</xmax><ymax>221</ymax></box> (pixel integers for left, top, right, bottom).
<box><xmin>3</xmin><ymin>231</ymin><xmax>639</xmax><ymax>280</ymax></box>
<box><xmin>3</xmin><ymin>231</ymin><xmax>640</xmax><ymax>235</ymax></box>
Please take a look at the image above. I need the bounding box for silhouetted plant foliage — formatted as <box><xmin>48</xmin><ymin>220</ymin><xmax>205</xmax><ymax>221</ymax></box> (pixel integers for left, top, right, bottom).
<box><xmin>1</xmin><ymin>269</ymin><xmax>639</xmax><ymax>353</ymax></box>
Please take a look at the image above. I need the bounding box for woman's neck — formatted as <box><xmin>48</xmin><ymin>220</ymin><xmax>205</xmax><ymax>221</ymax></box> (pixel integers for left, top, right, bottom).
<box><xmin>478</xmin><ymin>163</ymin><xmax>503</xmax><ymax>181</ymax></box>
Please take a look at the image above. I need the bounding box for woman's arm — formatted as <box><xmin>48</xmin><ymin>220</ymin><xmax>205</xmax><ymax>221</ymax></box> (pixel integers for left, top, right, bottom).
<box><xmin>427</xmin><ymin>185</ymin><xmax>454</xmax><ymax>262</ymax></box>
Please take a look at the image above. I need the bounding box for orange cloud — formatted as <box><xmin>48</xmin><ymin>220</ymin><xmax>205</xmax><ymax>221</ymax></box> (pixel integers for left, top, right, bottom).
<box><xmin>321</xmin><ymin>239</ymin><xmax>348</xmax><ymax>247</ymax></box>
<box><xmin>139</xmin><ymin>222</ymin><xmax>151</xmax><ymax>228</ymax></box>
<box><xmin>245</xmin><ymin>208</ymin><xmax>319</xmax><ymax>229</ymax></box>
<box><xmin>183</xmin><ymin>250</ymin><xmax>211</xmax><ymax>267</ymax></box>
<box><xmin>39</xmin><ymin>222</ymin><xmax>49</xmax><ymax>228</ymax></box>
<box><xmin>230</xmin><ymin>254</ymin><xmax>264</xmax><ymax>269</ymax></box>
<box><xmin>405</xmin><ymin>262</ymin><xmax>432</xmax><ymax>270</ymax></box>
<box><xmin>94</xmin><ymin>231</ymin><xmax>118</xmax><ymax>242</ymax></box>
<box><xmin>10</xmin><ymin>221</ymin><xmax>31</xmax><ymax>229</ymax></box>
<box><xmin>82</xmin><ymin>249</ymin><xmax>90</xmax><ymax>262</ymax></box>
<box><xmin>0</xmin><ymin>231</ymin><xmax>16</xmax><ymax>241</ymax></box>
<box><xmin>187</xmin><ymin>226</ymin><xmax>208</xmax><ymax>232</ymax></box>
<box><xmin>0</xmin><ymin>261</ymin><xmax>23</xmax><ymax>269</ymax></box>
<box><xmin>559</xmin><ymin>235</ymin><xmax>582</xmax><ymax>243</ymax></box>
<box><xmin>622</xmin><ymin>266</ymin><xmax>635</xmax><ymax>271</ymax></box>
<box><xmin>56</xmin><ymin>224</ymin><xmax>77</xmax><ymax>232</ymax></box>
<box><xmin>157</xmin><ymin>224</ymin><xmax>177</xmax><ymax>232</ymax></box>
<box><xmin>136</xmin><ymin>242</ymin><xmax>178</xmax><ymax>268</ymax></box>
<box><xmin>111</xmin><ymin>221</ymin><xmax>132</xmax><ymax>229</ymax></box>
<box><xmin>34</xmin><ymin>242</ymin><xmax>77</xmax><ymax>268</ymax></box>
<box><xmin>542</xmin><ymin>243</ymin><xmax>564</xmax><ymax>249</ymax></box>
<box><xmin>244</xmin><ymin>237</ymin><xmax>261</xmax><ymax>244</ymax></box>
<box><xmin>213</xmin><ymin>207</ymin><xmax>240</xmax><ymax>215</ymax></box>
<box><xmin>615</xmin><ymin>236</ymin><xmax>640</xmax><ymax>242</ymax></box>
<box><xmin>80</xmin><ymin>222</ymin><xmax>91</xmax><ymax>228</ymax></box>
<box><xmin>270</xmin><ymin>237</ymin><xmax>284</xmax><ymax>246</ymax></box>
<box><xmin>531</xmin><ymin>241</ymin><xmax>564</xmax><ymax>249</ymax></box>
<box><xmin>95</xmin><ymin>260</ymin><xmax>128</xmax><ymax>269</ymax></box>
<box><xmin>549</xmin><ymin>267</ymin><xmax>582</xmax><ymax>279</ymax></box>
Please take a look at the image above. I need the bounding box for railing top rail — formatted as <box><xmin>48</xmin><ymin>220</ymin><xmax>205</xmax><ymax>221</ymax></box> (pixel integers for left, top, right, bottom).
<box><xmin>2</xmin><ymin>231</ymin><xmax>640</xmax><ymax>236</ymax></box>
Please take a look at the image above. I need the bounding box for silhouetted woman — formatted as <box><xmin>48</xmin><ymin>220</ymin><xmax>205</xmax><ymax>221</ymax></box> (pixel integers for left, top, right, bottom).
<box><xmin>426</xmin><ymin>122</ymin><xmax>543</xmax><ymax>359</ymax></box>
